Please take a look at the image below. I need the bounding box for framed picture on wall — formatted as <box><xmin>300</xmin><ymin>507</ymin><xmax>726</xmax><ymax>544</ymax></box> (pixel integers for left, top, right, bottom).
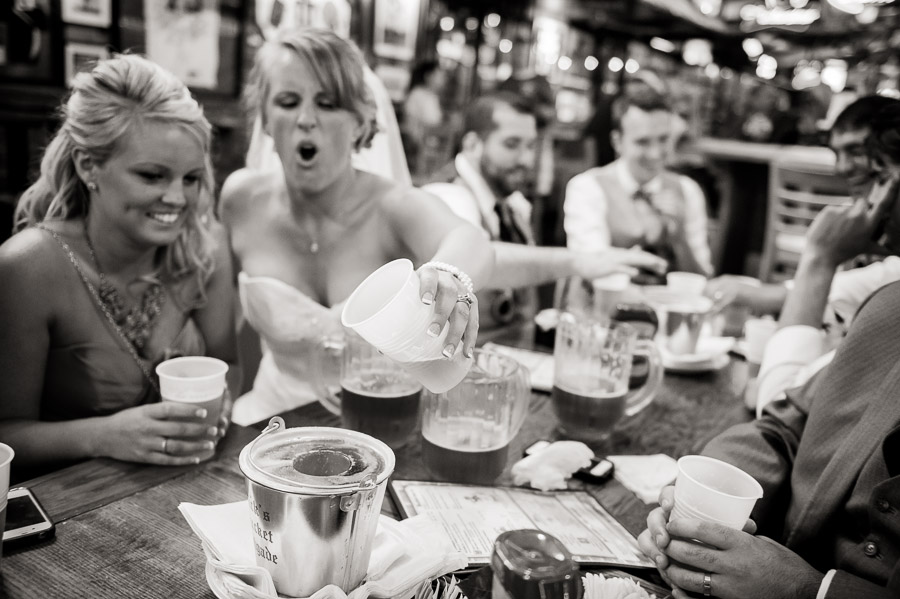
<box><xmin>64</xmin><ymin>42</ymin><xmax>109</xmax><ymax>86</ymax></box>
<box><xmin>373</xmin><ymin>0</ymin><xmax>420</xmax><ymax>61</ymax></box>
<box><xmin>62</xmin><ymin>0</ymin><xmax>112</xmax><ymax>28</ymax></box>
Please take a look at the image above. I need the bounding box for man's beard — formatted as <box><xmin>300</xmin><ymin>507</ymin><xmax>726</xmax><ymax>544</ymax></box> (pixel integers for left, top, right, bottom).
<box><xmin>483</xmin><ymin>161</ymin><xmax>530</xmax><ymax>197</ymax></box>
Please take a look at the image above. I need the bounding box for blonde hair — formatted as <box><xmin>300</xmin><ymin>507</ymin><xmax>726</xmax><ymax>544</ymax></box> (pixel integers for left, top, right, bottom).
<box><xmin>246</xmin><ymin>27</ymin><xmax>377</xmax><ymax>150</ymax></box>
<box><xmin>15</xmin><ymin>53</ymin><xmax>217</xmax><ymax>297</ymax></box>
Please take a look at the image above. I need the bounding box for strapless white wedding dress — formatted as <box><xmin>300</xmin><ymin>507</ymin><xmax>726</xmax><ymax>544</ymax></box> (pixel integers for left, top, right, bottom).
<box><xmin>232</xmin><ymin>273</ymin><xmax>346</xmax><ymax>426</ymax></box>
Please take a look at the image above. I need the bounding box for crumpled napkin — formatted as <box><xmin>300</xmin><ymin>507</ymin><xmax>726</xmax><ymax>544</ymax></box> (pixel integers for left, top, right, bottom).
<box><xmin>179</xmin><ymin>501</ymin><xmax>467</xmax><ymax>599</ymax></box>
<box><xmin>511</xmin><ymin>441</ymin><xmax>594</xmax><ymax>491</ymax></box>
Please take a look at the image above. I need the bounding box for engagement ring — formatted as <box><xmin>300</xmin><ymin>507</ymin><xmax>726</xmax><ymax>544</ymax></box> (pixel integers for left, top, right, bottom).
<box><xmin>456</xmin><ymin>293</ymin><xmax>475</xmax><ymax>308</ymax></box>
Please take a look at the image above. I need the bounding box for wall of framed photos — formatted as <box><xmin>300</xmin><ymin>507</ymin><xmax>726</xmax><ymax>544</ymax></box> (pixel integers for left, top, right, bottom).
<box><xmin>0</xmin><ymin>0</ymin><xmax>249</xmax><ymax>242</ymax></box>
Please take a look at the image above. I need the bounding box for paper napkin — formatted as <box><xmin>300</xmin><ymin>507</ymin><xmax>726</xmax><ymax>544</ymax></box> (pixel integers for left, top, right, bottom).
<box><xmin>179</xmin><ymin>501</ymin><xmax>467</xmax><ymax>599</ymax></box>
<box><xmin>482</xmin><ymin>343</ymin><xmax>554</xmax><ymax>392</ymax></box>
<box><xmin>607</xmin><ymin>455</ymin><xmax>678</xmax><ymax>504</ymax></box>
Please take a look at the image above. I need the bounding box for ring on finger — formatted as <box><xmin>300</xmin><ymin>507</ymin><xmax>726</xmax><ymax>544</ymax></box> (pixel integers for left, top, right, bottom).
<box><xmin>702</xmin><ymin>572</ymin><xmax>712</xmax><ymax>597</ymax></box>
<box><xmin>456</xmin><ymin>293</ymin><xmax>475</xmax><ymax>308</ymax></box>
<box><xmin>162</xmin><ymin>437</ymin><xmax>169</xmax><ymax>455</ymax></box>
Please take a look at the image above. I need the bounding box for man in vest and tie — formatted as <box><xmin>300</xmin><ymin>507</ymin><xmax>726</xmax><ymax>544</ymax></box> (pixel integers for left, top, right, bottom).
<box><xmin>564</xmin><ymin>93</ymin><xmax>713</xmax><ymax>280</ymax></box>
<box><xmin>424</xmin><ymin>92</ymin><xmax>665</xmax><ymax>338</ymax></box>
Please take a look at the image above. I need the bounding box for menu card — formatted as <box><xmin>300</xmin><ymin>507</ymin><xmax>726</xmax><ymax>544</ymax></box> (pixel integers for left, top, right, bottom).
<box><xmin>389</xmin><ymin>480</ymin><xmax>654</xmax><ymax>568</ymax></box>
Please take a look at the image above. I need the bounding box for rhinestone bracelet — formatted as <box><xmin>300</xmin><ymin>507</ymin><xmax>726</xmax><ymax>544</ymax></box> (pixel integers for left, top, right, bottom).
<box><xmin>420</xmin><ymin>261</ymin><xmax>475</xmax><ymax>295</ymax></box>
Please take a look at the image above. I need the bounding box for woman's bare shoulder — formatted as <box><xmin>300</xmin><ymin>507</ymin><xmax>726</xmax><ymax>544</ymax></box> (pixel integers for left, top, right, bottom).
<box><xmin>0</xmin><ymin>225</ymin><xmax>72</xmax><ymax>296</ymax></box>
<box><xmin>371</xmin><ymin>174</ymin><xmax>435</xmax><ymax>212</ymax></box>
<box><xmin>219</xmin><ymin>168</ymin><xmax>280</xmax><ymax>223</ymax></box>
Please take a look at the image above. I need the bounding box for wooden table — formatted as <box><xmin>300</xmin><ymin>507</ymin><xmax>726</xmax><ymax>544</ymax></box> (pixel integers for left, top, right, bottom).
<box><xmin>1</xmin><ymin>359</ymin><xmax>752</xmax><ymax>598</ymax></box>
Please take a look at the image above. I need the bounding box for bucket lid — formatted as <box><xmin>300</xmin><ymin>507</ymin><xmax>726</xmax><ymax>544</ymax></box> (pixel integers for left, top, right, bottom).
<box><xmin>239</xmin><ymin>418</ymin><xmax>396</xmax><ymax>495</ymax></box>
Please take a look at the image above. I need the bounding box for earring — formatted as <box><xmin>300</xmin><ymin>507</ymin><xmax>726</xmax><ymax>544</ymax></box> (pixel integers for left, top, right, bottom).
<box><xmin>87</xmin><ymin>181</ymin><xmax>98</xmax><ymax>192</ymax></box>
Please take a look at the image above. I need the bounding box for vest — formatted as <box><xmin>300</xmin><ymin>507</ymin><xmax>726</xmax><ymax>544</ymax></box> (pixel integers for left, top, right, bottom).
<box><xmin>591</xmin><ymin>162</ymin><xmax>687</xmax><ymax>272</ymax></box>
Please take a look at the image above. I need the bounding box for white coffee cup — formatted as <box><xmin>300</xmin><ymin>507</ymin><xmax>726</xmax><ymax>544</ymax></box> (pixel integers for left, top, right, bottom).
<box><xmin>666</xmin><ymin>272</ymin><xmax>708</xmax><ymax>296</ymax></box>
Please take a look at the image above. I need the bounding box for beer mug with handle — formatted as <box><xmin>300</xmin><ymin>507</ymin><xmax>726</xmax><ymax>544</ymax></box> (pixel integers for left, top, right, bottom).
<box><xmin>420</xmin><ymin>349</ymin><xmax>530</xmax><ymax>485</ymax></box>
<box><xmin>551</xmin><ymin>313</ymin><xmax>663</xmax><ymax>448</ymax></box>
<box><xmin>312</xmin><ymin>330</ymin><xmax>423</xmax><ymax>450</ymax></box>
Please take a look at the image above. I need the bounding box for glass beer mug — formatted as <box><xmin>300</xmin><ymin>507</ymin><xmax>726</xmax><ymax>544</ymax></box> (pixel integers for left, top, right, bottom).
<box><xmin>551</xmin><ymin>313</ymin><xmax>662</xmax><ymax>447</ymax></box>
<box><xmin>313</xmin><ymin>330</ymin><xmax>423</xmax><ymax>450</ymax></box>
<box><xmin>420</xmin><ymin>349</ymin><xmax>530</xmax><ymax>485</ymax></box>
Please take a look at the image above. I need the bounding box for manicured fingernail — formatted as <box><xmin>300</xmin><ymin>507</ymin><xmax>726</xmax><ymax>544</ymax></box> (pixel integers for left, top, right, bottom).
<box><xmin>205</xmin><ymin>441</ymin><xmax>215</xmax><ymax>450</ymax></box>
<box><xmin>656</xmin><ymin>534</ymin><xmax>666</xmax><ymax>547</ymax></box>
<box><xmin>196</xmin><ymin>409</ymin><xmax>208</xmax><ymax>418</ymax></box>
<box><xmin>193</xmin><ymin>457</ymin><xmax>201</xmax><ymax>464</ymax></box>
<box><xmin>422</xmin><ymin>292</ymin><xmax>434</xmax><ymax>305</ymax></box>
<box><xmin>661</xmin><ymin>498</ymin><xmax>672</xmax><ymax>509</ymax></box>
<box><xmin>442</xmin><ymin>345</ymin><xmax>455</xmax><ymax>358</ymax></box>
<box><xmin>465</xmin><ymin>346</ymin><xmax>474</xmax><ymax>358</ymax></box>
<box><xmin>207</xmin><ymin>426</ymin><xmax>218</xmax><ymax>436</ymax></box>
<box><xmin>655</xmin><ymin>555</ymin><xmax>666</xmax><ymax>568</ymax></box>
<box><xmin>427</xmin><ymin>323</ymin><xmax>441</xmax><ymax>337</ymax></box>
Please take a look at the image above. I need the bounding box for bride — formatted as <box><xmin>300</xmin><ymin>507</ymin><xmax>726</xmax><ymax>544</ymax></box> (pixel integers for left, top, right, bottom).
<box><xmin>221</xmin><ymin>28</ymin><xmax>492</xmax><ymax>425</ymax></box>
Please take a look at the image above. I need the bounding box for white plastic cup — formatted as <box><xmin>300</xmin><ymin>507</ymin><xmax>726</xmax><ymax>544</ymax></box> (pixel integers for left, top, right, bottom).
<box><xmin>0</xmin><ymin>443</ymin><xmax>14</xmax><ymax>567</ymax></box>
<box><xmin>666</xmin><ymin>272</ymin><xmax>708</xmax><ymax>296</ymax></box>
<box><xmin>744</xmin><ymin>317</ymin><xmax>778</xmax><ymax>365</ymax></box>
<box><xmin>156</xmin><ymin>357</ymin><xmax>229</xmax><ymax>447</ymax></box>
<box><xmin>670</xmin><ymin>455</ymin><xmax>763</xmax><ymax>530</ymax></box>
<box><xmin>591</xmin><ymin>273</ymin><xmax>630</xmax><ymax>318</ymax></box>
<box><xmin>341</xmin><ymin>259</ymin><xmax>473</xmax><ymax>394</ymax></box>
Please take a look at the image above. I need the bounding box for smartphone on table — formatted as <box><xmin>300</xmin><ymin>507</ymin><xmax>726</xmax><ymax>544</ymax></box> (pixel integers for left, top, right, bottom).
<box><xmin>3</xmin><ymin>487</ymin><xmax>55</xmax><ymax>549</ymax></box>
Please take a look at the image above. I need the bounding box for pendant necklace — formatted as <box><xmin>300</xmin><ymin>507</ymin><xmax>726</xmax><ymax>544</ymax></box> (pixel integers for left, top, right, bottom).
<box><xmin>83</xmin><ymin>222</ymin><xmax>165</xmax><ymax>357</ymax></box>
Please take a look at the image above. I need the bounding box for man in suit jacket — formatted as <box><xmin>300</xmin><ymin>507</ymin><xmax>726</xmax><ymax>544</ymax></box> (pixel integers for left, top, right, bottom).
<box><xmin>638</xmin><ymin>168</ymin><xmax>900</xmax><ymax>598</ymax></box>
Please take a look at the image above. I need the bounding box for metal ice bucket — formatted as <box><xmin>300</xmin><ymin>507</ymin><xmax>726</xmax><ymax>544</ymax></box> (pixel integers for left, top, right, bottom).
<box><xmin>238</xmin><ymin>417</ymin><xmax>395</xmax><ymax>597</ymax></box>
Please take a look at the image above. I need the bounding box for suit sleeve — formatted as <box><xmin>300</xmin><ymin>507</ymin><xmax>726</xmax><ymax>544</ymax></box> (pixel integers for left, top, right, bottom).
<box><xmin>824</xmin><ymin>570</ymin><xmax>897</xmax><ymax>598</ymax></box>
<box><xmin>702</xmin><ymin>389</ymin><xmax>808</xmax><ymax>530</ymax></box>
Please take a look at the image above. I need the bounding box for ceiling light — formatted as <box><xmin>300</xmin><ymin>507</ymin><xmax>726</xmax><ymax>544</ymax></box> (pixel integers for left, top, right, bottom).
<box><xmin>742</xmin><ymin>38</ymin><xmax>764</xmax><ymax>59</ymax></box>
<box><xmin>650</xmin><ymin>37</ymin><xmax>676</xmax><ymax>53</ymax></box>
<box><xmin>584</xmin><ymin>56</ymin><xmax>599</xmax><ymax>71</ymax></box>
<box><xmin>625</xmin><ymin>58</ymin><xmax>640</xmax><ymax>73</ymax></box>
<box><xmin>608</xmin><ymin>57</ymin><xmax>624</xmax><ymax>72</ymax></box>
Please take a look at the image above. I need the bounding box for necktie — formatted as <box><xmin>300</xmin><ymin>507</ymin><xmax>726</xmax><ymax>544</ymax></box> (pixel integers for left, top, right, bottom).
<box><xmin>494</xmin><ymin>199</ymin><xmax>529</xmax><ymax>245</ymax></box>
<box><xmin>632</xmin><ymin>187</ymin><xmax>666</xmax><ymax>247</ymax></box>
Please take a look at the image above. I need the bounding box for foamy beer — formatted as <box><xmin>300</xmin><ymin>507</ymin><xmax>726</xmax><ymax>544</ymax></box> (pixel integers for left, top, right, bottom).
<box><xmin>551</xmin><ymin>314</ymin><xmax>662</xmax><ymax>447</ymax></box>
<box><xmin>339</xmin><ymin>332</ymin><xmax>422</xmax><ymax>450</ymax></box>
<box><xmin>420</xmin><ymin>350</ymin><xmax>530</xmax><ymax>485</ymax></box>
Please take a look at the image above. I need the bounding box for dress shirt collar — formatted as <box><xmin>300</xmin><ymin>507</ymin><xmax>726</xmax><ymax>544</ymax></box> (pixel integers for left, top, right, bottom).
<box><xmin>615</xmin><ymin>159</ymin><xmax>663</xmax><ymax>197</ymax></box>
